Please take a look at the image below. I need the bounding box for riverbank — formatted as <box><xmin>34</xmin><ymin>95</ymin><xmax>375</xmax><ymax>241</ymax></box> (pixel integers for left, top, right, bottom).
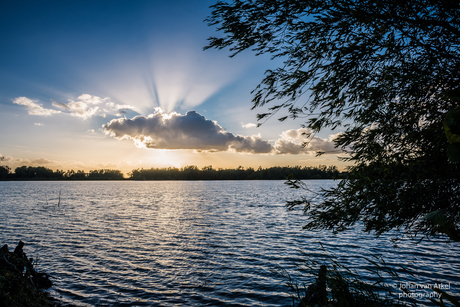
<box><xmin>0</xmin><ymin>164</ymin><xmax>345</xmax><ymax>180</ymax></box>
<box><xmin>0</xmin><ymin>241</ymin><xmax>76</xmax><ymax>307</ymax></box>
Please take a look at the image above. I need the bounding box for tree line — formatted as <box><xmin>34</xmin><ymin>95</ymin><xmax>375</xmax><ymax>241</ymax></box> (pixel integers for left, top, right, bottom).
<box><xmin>0</xmin><ymin>165</ymin><xmax>124</xmax><ymax>180</ymax></box>
<box><xmin>0</xmin><ymin>164</ymin><xmax>342</xmax><ymax>180</ymax></box>
<box><xmin>129</xmin><ymin>165</ymin><xmax>341</xmax><ymax>180</ymax></box>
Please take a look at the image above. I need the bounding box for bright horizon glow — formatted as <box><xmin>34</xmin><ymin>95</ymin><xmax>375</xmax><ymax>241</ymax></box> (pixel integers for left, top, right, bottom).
<box><xmin>0</xmin><ymin>1</ymin><xmax>349</xmax><ymax>175</ymax></box>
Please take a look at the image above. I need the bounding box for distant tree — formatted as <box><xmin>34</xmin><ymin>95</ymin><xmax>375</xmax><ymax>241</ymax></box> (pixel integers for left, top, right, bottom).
<box><xmin>206</xmin><ymin>0</ymin><xmax>460</xmax><ymax>240</ymax></box>
<box><xmin>13</xmin><ymin>166</ymin><xmax>55</xmax><ymax>179</ymax></box>
<box><xmin>14</xmin><ymin>166</ymin><xmax>27</xmax><ymax>179</ymax></box>
<box><xmin>72</xmin><ymin>170</ymin><xmax>87</xmax><ymax>180</ymax></box>
<box><xmin>128</xmin><ymin>165</ymin><xmax>340</xmax><ymax>180</ymax></box>
<box><xmin>202</xmin><ymin>165</ymin><xmax>214</xmax><ymax>172</ymax></box>
<box><xmin>53</xmin><ymin>169</ymin><xmax>65</xmax><ymax>180</ymax></box>
<box><xmin>102</xmin><ymin>169</ymin><xmax>124</xmax><ymax>180</ymax></box>
<box><xmin>202</xmin><ymin>165</ymin><xmax>217</xmax><ymax>180</ymax></box>
<box><xmin>181</xmin><ymin>165</ymin><xmax>200</xmax><ymax>180</ymax></box>
<box><xmin>87</xmin><ymin>169</ymin><xmax>123</xmax><ymax>180</ymax></box>
<box><xmin>34</xmin><ymin>166</ymin><xmax>54</xmax><ymax>179</ymax></box>
<box><xmin>64</xmin><ymin>169</ymin><xmax>76</xmax><ymax>179</ymax></box>
<box><xmin>0</xmin><ymin>165</ymin><xmax>10</xmax><ymax>179</ymax></box>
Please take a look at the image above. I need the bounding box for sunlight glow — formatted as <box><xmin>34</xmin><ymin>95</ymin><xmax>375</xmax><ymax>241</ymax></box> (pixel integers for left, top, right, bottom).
<box><xmin>146</xmin><ymin>149</ymin><xmax>185</xmax><ymax>168</ymax></box>
<box><xmin>88</xmin><ymin>41</ymin><xmax>244</xmax><ymax>115</ymax></box>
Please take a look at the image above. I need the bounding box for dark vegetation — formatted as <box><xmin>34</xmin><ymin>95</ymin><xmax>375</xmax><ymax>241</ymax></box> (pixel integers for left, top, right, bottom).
<box><xmin>0</xmin><ymin>154</ymin><xmax>125</xmax><ymax>180</ymax></box>
<box><xmin>129</xmin><ymin>165</ymin><xmax>341</xmax><ymax>180</ymax></box>
<box><xmin>0</xmin><ymin>165</ymin><xmax>124</xmax><ymax>180</ymax></box>
<box><xmin>206</xmin><ymin>0</ymin><xmax>460</xmax><ymax>305</ymax></box>
<box><xmin>2</xmin><ymin>0</ymin><xmax>459</xmax><ymax>304</ymax></box>
<box><xmin>0</xmin><ymin>164</ymin><xmax>343</xmax><ymax>180</ymax></box>
<box><xmin>0</xmin><ymin>241</ymin><xmax>74</xmax><ymax>307</ymax></box>
<box><xmin>206</xmin><ymin>0</ymin><xmax>460</xmax><ymax>240</ymax></box>
<box><xmin>276</xmin><ymin>247</ymin><xmax>414</xmax><ymax>307</ymax></box>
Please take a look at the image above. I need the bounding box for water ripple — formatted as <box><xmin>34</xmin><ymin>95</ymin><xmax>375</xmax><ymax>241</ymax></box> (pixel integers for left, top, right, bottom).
<box><xmin>0</xmin><ymin>180</ymin><xmax>459</xmax><ymax>306</ymax></box>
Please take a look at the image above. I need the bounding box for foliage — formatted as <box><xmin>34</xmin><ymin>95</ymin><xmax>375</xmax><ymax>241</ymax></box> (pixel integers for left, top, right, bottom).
<box><xmin>1</xmin><ymin>242</ymin><xmax>59</xmax><ymax>307</ymax></box>
<box><xmin>444</xmin><ymin>106</ymin><xmax>460</xmax><ymax>163</ymax></box>
<box><xmin>0</xmin><ymin>164</ymin><xmax>342</xmax><ymax>181</ymax></box>
<box><xmin>14</xmin><ymin>166</ymin><xmax>55</xmax><ymax>179</ymax></box>
<box><xmin>205</xmin><ymin>0</ymin><xmax>460</xmax><ymax>239</ymax></box>
<box><xmin>276</xmin><ymin>242</ymin><xmax>460</xmax><ymax>307</ymax></box>
<box><xmin>87</xmin><ymin>169</ymin><xmax>124</xmax><ymax>180</ymax></box>
<box><xmin>274</xmin><ymin>242</ymin><xmax>456</xmax><ymax>307</ymax></box>
<box><xmin>0</xmin><ymin>165</ymin><xmax>11</xmax><ymax>179</ymax></box>
<box><xmin>8</xmin><ymin>166</ymin><xmax>125</xmax><ymax>180</ymax></box>
<box><xmin>129</xmin><ymin>165</ymin><xmax>341</xmax><ymax>180</ymax></box>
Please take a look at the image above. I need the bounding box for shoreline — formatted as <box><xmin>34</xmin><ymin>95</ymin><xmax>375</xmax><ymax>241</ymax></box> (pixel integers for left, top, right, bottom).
<box><xmin>0</xmin><ymin>241</ymin><xmax>76</xmax><ymax>307</ymax></box>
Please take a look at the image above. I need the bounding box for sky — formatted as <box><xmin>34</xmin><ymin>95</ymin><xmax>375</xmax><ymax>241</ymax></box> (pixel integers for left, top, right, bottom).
<box><xmin>0</xmin><ymin>0</ymin><xmax>348</xmax><ymax>175</ymax></box>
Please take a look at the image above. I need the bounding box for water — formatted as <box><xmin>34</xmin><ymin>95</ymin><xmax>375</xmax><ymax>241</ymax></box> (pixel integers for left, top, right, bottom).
<box><xmin>0</xmin><ymin>180</ymin><xmax>459</xmax><ymax>306</ymax></box>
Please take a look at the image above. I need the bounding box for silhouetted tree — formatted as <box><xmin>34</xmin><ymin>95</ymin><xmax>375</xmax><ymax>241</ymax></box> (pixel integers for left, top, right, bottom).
<box><xmin>87</xmin><ymin>169</ymin><xmax>124</xmax><ymax>180</ymax></box>
<box><xmin>206</xmin><ymin>0</ymin><xmax>460</xmax><ymax>240</ymax></box>
<box><xmin>0</xmin><ymin>165</ymin><xmax>10</xmax><ymax>179</ymax></box>
<box><xmin>128</xmin><ymin>165</ymin><xmax>340</xmax><ymax>180</ymax></box>
<box><xmin>14</xmin><ymin>166</ymin><xmax>54</xmax><ymax>179</ymax></box>
<box><xmin>69</xmin><ymin>170</ymin><xmax>87</xmax><ymax>180</ymax></box>
<box><xmin>54</xmin><ymin>169</ymin><xmax>65</xmax><ymax>180</ymax></box>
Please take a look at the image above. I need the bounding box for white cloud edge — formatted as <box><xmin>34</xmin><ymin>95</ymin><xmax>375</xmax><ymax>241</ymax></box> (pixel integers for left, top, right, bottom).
<box><xmin>13</xmin><ymin>94</ymin><xmax>136</xmax><ymax>119</ymax></box>
<box><xmin>103</xmin><ymin>109</ymin><xmax>341</xmax><ymax>155</ymax></box>
<box><xmin>242</xmin><ymin>123</ymin><xmax>257</xmax><ymax>128</ymax></box>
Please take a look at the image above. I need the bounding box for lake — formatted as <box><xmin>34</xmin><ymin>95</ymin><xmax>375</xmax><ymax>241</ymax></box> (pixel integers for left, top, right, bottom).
<box><xmin>0</xmin><ymin>180</ymin><xmax>458</xmax><ymax>306</ymax></box>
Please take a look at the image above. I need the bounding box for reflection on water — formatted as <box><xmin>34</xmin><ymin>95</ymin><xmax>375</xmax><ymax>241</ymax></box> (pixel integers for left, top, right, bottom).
<box><xmin>0</xmin><ymin>181</ymin><xmax>458</xmax><ymax>306</ymax></box>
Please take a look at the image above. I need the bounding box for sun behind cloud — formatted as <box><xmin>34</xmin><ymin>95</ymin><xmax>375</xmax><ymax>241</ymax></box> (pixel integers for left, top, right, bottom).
<box><xmin>103</xmin><ymin>108</ymin><xmax>273</xmax><ymax>153</ymax></box>
<box><xmin>103</xmin><ymin>108</ymin><xmax>341</xmax><ymax>156</ymax></box>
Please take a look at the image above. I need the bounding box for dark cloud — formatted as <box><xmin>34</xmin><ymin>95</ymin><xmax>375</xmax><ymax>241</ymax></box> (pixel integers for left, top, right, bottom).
<box><xmin>103</xmin><ymin>110</ymin><xmax>273</xmax><ymax>153</ymax></box>
<box><xmin>103</xmin><ymin>110</ymin><xmax>343</xmax><ymax>155</ymax></box>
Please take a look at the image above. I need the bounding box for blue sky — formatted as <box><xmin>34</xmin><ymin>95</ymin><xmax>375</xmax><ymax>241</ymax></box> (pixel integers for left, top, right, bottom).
<box><xmin>0</xmin><ymin>0</ymin><xmax>346</xmax><ymax>174</ymax></box>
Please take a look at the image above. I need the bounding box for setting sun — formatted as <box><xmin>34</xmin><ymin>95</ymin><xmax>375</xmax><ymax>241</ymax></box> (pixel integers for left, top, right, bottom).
<box><xmin>0</xmin><ymin>1</ymin><xmax>347</xmax><ymax>175</ymax></box>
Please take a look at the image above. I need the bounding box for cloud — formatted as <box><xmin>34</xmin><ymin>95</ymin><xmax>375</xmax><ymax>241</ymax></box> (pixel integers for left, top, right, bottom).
<box><xmin>0</xmin><ymin>154</ymin><xmax>12</xmax><ymax>162</ymax></box>
<box><xmin>273</xmin><ymin>128</ymin><xmax>340</xmax><ymax>154</ymax></box>
<box><xmin>102</xmin><ymin>109</ymin><xmax>344</xmax><ymax>155</ymax></box>
<box><xmin>242</xmin><ymin>123</ymin><xmax>257</xmax><ymax>128</ymax></box>
<box><xmin>103</xmin><ymin>109</ymin><xmax>273</xmax><ymax>153</ymax></box>
<box><xmin>52</xmin><ymin>98</ymin><xmax>99</xmax><ymax>119</ymax></box>
<box><xmin>0</xmin><ymin>154</ymin><xmax>158</xmax><ymax>175</ymax></box>
<box><xmin>52</xmin><ymin>94</ymin><xmax>136</xmax><ymax>119</ymax></box>
<box><xmin>29</xmin><ymin>158</ymin><xmax>53</xmax><ymax>165</ymax></box>
<box><xmin>2</xmin><ymin>157</ymin><xmax>54</xmax><ymax>167</ymax></box>
<box><xmin>14</xmin><ymin>94</ymin><xmax>135</xmax><ymax>119</ymax></box>
<box><xmin>13</xmin><ymin>97</ymin><xmax>62</xmax><ymax>116</ymax></box>
<box><xmin>34</xmin><ymin>123</ymin><xmax>44</xmax><ymax>126</ymax></box>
